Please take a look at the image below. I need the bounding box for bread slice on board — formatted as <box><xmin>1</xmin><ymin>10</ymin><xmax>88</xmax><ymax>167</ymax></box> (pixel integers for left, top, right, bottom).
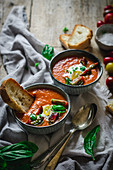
<box><xmin>68</xmin><ymin>24</ymin><xmax>93</xmax><ymax>49</ymax></box>
<box><xmin>59</xmin><ymin>34</ymin><xmax>71</xmax><ymax>49</ymax></box>
<box><xmin>0</xmin><ymin>78</ymin><xmax>34</xmax><ymax>114</ymax></box>
<box><xmin>105</xmin><ymin>100</ymin><xmax>113</xmax><ymax>115</ymax></box>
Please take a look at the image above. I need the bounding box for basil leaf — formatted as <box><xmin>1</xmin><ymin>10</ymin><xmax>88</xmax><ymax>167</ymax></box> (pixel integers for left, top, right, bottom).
<box><xmin>42</xmin><ymin>44</ymin><xmax>54</xmax><ymax>60</ymax></box>
<box><xmin>63</xmin><ymin>27</ymin><xmax>69</xmax><ymax>33</ymax></box>
<box><xmin>84</xmin><ymin>125</ymin><xmax>100</xmax><ymax>160</ymax></box>
<box><xmin>0</xmin><ymin>141</ymin><xmax>38</xmax><ymax>155</ymax></box>
<box><xmin>0</xmin><ymin>156</ymin><xmax>7</xmax><ymax>169</ymax></box>
<box><xmin>52</xmin><ymin>105</ymin><xmax>66</xmax><ymax>111</ymax></box>
<box><xmin>2</xmin><ymin>150</ymin><xmax>33</xmax><ymax>161</ymax></box>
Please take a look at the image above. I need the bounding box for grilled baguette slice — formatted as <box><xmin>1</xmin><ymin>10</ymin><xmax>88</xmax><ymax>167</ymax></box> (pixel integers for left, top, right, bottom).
<box><xmin>0</xmin><ymin>78</ymin><xmax>34</xmax><ymax>114</ymax></box>
<box><xmin>59</xmin><ymin>34</ymin><xmax>71</xmax><ymax>49</ymax></box>
<box><xmin>106</xmin><ymin>100</ymin><xmax>113</xmax><ymax>115</ymax></box>
<box><xmin>68</xmin><ymin>24</ymin><xmax>93</xmax><ymax>49</ymax></box>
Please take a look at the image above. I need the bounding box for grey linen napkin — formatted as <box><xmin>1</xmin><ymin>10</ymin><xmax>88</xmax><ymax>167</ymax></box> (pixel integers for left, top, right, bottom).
<box><xmin>0</xmin><ymin>6</ymin><xmax>113</xmax><ymax>170</ymax></box>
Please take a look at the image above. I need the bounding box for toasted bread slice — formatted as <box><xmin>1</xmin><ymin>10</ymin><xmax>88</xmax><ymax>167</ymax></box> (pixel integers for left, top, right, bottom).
<box><xmin>0</xmin><ymin>78</ymin><xmax>34</xmax><ymax>114</ymax></box>
<box><xmin>68</xmin><ymin>24</ymin><xmax>93</xmax><ymax>49</ymax></box>
<box><xmin>59</xmin><ymin>34</ymin><xmax>71</xmax><ymax>49</ymax></box>
<box><xmin>105</xmin><ymin>100</ymin><xmax>113</xmax><ymax>115</ymax></box>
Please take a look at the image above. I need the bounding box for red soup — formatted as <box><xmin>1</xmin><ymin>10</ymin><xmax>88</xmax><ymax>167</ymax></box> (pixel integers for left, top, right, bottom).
<box><xmin>16</xmin><ymin>88</ymin><xmax>68</xmax><ymax>127</ymax></box>
<box><xmin>52</xmin><ymin>56</ymin><xmax>99</xmax><ymax>86</ymax></box>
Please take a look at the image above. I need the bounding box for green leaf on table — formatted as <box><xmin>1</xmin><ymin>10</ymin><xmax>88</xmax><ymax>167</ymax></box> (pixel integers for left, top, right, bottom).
<box><xmin>35</xmin><ymin>62</ymin><xmax>39</xmax><ymax>68</ymax></box>
<box><xmin>0</xmin><ymin>141</ymin><xmax>38</xmax><ymax>169</ymax></box>
<box><xmin>0</xmin><ymin>156</ymin><xmax>7</xmax><ymax>169</ymax></box>
<box><xmin>83</xmin><ymin>125</ymin><xmax>100</xmax><ymax>160</ymax></box>
<box><xmin>42</xmin><ymin>44</ymin><xmax>54</xmax><ymax>60</ymax></box>
<box><xmin>63</xmin><ymin>27</ymin><xmax>69</xmax><ymax>33</ymax></box>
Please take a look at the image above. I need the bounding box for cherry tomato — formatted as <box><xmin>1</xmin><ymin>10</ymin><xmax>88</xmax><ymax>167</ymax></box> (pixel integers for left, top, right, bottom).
<box><xmin>104</xmin><ymin>5</ymin><xmax>113</xmax><ymax>11</ymax></box>
<box><xmin>103</xmin><ymin>9</ymin><xmax>113</xmax><ymax>17</ymax></box>
<box><xmin>106</xmin><ymin>76</ymin><xmax>113</xmax><ymax>88</ymax></box>
<box><xmin>103</xmin><ymin>57</ymin><xmax>113</xmax><ymax>65</ymax></box>
<box><xmin>104</xmin><ymin>13</ymin><xmax>113</xmax><ymax>24</ymax></box>
<box><xmin>97</xmin><ymin>20</ymin><xmax>104</xmax><ymax>27</ymax></box>
<box><xmin>107</xmin><ymin>51</ymin><xmax>113</xmax><ymax>57</ymax></box>
<box><xmin>106</xmin><ymin>62</ymin><xmax>113</xmax><ymax>75</ymax></box>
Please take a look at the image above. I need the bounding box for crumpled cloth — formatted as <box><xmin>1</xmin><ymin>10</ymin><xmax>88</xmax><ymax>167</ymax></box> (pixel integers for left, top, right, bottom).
<box><xmin>0</xmin><ymin>6</ymin><xmax>113</xmax><ymax>170</ymax></box>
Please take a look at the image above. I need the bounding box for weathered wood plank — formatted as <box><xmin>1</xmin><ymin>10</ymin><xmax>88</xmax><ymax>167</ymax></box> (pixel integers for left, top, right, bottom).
<box><xmin>0</xmin><ymin>0</ymin><xmax>32</xmax><ymax>30</ymax></box>
<box><xmin>30</xmin><ymin>0</ymin><xmax>107</xmax><ymax>47</ymax></box>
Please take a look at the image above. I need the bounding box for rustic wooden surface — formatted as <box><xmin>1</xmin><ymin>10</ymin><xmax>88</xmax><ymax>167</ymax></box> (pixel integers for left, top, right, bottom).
<box><xmin>0</xmin><ymin>0</ymin><xmax>113</xmax><ymax>88</ymax></box>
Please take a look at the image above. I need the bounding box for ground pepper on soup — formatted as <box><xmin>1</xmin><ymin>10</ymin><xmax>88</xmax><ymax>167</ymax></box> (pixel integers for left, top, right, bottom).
<box><xmin>16</xmin><ymin>88</ymin><xmax>68</xmax><ymax>127</ymax></box>
<box><xmin>52</xmin><ymin>56</ymin><xmax>99</xmax><ymax>85</ymax></box>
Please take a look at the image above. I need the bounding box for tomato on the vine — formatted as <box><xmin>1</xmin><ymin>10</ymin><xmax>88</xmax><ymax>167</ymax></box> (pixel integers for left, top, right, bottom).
<box><xmin>97</xmin><ymin>20</ymin><xmax>104</xmax><ymax>27</ymax></box>
<box><xmin>104</xmin><ymin>5</ymin><xmax>113</xmax><ymax>11</ymax></box>
<box><xmin>103</xmin><ymin>57</ymin><xmax>113</xmax><ymax>65</ymax></box>
<box><xmin>104</xmin><ymin>13</ymin><xmax>113</xmax><ymax>24</ymax></box>
<box><xmin>106</xmin><ymin>63</ymin><xmax>113</xmax><ymax>75</ymax></box>
<box><xmin>106</xmin><ymin>76</ymin><xmax>113</xmax><ymax>89</ymax></box>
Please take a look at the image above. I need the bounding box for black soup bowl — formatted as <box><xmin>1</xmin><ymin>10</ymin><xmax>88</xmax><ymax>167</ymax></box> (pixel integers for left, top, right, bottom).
<box><xmin>49</xmin><ymin>49</ymin><xmax>103</xmax><ymax>95</ymax></box>
<box><xmin>13</xmin><ymin>83</ymin><xmax>71</xmax><ymax>135</ymax></box>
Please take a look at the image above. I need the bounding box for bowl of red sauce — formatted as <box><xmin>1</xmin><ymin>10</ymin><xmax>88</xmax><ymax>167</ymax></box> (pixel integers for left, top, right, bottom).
<box><xmin>14</xmin><ymin>83</ymin><xmax>70</xmax><ymax>134</ymax></box>
<box><xmin>49</xmin><ymin>49</ymin><xmax>103</xmax><ymax>95</ymax></box>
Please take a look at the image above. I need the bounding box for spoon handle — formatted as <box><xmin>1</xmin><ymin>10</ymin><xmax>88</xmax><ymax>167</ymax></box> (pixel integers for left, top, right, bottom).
<box><xmin>45</xmin><ymin>129</ymin><xmax>77</xmax><ymax>170</ymax></box>
<box><xmin>31</xmin><ymin>130</ymin><xmax>72</xmax><ymax>169</ymax></box>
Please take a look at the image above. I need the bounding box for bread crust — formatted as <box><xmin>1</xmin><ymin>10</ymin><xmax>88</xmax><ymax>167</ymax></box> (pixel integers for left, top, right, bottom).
<box><xmin>0</xmin><ymin>78</ymin><xmax>34</xmax><ymax>114</ymax></box>
<box><xmin>68</xmin><ymin>24</ymin><xmax>93</xmax><ymax>49</ymax></box>
<box><xmin>59</xmin><ymin>34</ymin><xmax>71</xmax><ymax>49</ymax></box>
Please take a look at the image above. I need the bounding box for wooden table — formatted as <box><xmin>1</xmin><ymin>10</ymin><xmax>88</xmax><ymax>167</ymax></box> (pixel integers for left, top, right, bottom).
<box><xmin>0</xmin><ymin>0</ymin><xmax>113</xmax><ymax>89</ymax></box>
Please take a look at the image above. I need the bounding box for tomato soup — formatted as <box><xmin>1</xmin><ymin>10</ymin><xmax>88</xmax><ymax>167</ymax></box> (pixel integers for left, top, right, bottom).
<box><xmin>52</xmin><ymin>56</ymin><xmax>99</xmax><ymax>86</ymax></box>
<box><xmin>16</xmin><ymin>88</ymin><xmax>68</xmax><ymax>127</ymax></box>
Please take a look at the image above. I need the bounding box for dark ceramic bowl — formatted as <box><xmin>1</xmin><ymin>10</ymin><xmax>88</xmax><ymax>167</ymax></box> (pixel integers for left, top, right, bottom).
<box><xmin>49</xmin><ymin>49</ymin><xmax>103</xmax><ymax>95</ymax></box>
<box><xmin>13</xmin><ymin>83</ymin><xmax>70</xmax><ymax>135</ymax></box>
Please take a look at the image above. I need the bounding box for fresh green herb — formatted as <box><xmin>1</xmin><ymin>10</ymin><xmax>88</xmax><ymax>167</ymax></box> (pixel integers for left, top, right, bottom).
<box><xmin>66</xmin><ymin>69</ymin><xmax>69</xmax><ymax>72</ymax></box>
<box><xmin>42</xmin><ymin>44</ymin><xmax>54</xmax><ymax>60</ymax></box>
<box><xmin>0</xmin><ymin>141</ymin><xmax>38</xmax><ymax>170</ymax></box>
<box><xmin>84</xmin><ymin>125</ymin><xmax>100</xmax><ymax>160</ymax></box>
<box><xmin>80</xmin><ymin>66</ymin><xmax>86</xmax><ymax>71</ymax></box>
<box><xmin>70</xmin><ymin>71</ymin><xmax>72</xmax><ymax>74</ymax></box>
<box><xmin>63</xmin><ymin>27</ymin><xmax>69</xmax><ymax>33</ymax></box>
<box><xmin>52</xmin><ymin>105</ymin><xmax>66</xmax><ymax>112</ymax></box>
<box><xmin>65</xmin><ymin>77</ymin><xmax>72</xmax><ymax>85</ymax></box>
<box><xmin>75</xmin><ymin>67</ymin><xmax>78</xmax><ymax>70</ymax></box>
<box><xmin>39</xmin><ymin>114</ymin><xmax>42</xmax><ymax>118</ymax></box>
<box><xmin>35</xmin><ymin>62</ymin><xmax>39</xmax><ymax>67</ymax></box>
<box><xmin>30</xmin><ymin>114</ymin><xmax>37</xmax><ymax>121</ymax></box>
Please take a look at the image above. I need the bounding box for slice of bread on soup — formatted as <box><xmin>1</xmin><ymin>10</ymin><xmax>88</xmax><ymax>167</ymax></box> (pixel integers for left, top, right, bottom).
<box><xmin>0</xmin><ymin>78</ymin><xmax>34</xmax><ymax>114</ymax></box>
<box><xmin>59</xmin><ymin>24</ymin><xmax>93</xmax><ymax>50</ymax></box>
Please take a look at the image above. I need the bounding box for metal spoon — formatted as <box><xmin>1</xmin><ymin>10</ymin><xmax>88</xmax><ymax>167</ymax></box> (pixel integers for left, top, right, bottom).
<box><xmin>31</xmin><ymin>103</ymin><xmax>97</xmax><ymax>169</ymax></box>
<box><xmin>45</xmin><ymin>103</ymin><xmax>97</xmax><ymax>170</ymax></box>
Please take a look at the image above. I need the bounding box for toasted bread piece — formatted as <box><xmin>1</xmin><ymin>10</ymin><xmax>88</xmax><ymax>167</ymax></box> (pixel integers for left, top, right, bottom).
<box><xmin>0</xmin><ymin>78</ymin><xmax>34</xmax><ymax>114</ymax></box>
<box><xmin>106</xmin><ymin>100</ymin><xmax>113</xmax><ymax>115</ymax></box>
<box><xmin>68</xmin><ymin>24</ymin><xmax>93</xmax><ymax>49</ymax></box>
<box><xmin>59</xmin><ymin>34</ymin><xmax>71</xmax><ymax>49</ymax></box>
